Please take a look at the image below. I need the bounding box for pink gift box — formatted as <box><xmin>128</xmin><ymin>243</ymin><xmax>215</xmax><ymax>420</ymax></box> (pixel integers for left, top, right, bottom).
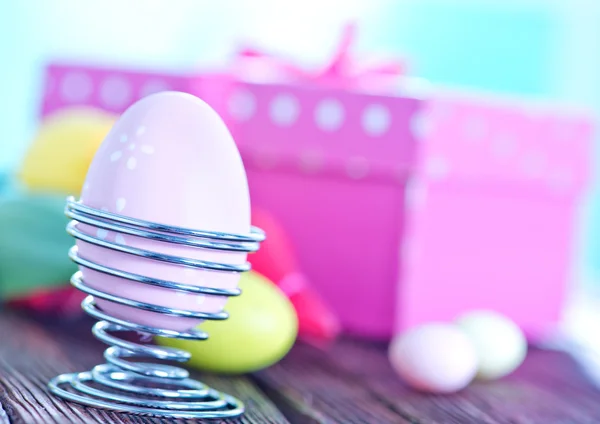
<box><xmin>202</xmin><ymin>80</ymin><xmax>424</xmax><ymax>341</ymax></box>
<box><xmin>39</xmin><ymin>62</ymin><xmax>593</xmax><ymax>341</ymax></box>
<box><xmin>400</xmin><ymin>92</ymin><xmax>593</xmax><ymax>341</ymax></box>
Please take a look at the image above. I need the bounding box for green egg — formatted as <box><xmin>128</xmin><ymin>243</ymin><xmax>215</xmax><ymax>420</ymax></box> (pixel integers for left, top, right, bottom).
<box><xmin>156</xmin><ymin>271</ymin><xmax>298</xmax><ymax>374</ymax></box>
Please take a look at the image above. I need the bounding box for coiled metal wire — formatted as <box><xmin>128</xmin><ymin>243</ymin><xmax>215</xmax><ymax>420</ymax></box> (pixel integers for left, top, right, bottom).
<box><xmin>48</xmin><ymin>197</ymin><xmax>264</xmax><ymax>419</ymax></box>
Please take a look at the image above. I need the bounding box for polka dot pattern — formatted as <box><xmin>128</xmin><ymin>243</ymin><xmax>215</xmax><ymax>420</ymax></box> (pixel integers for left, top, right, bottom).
<box><xmin>362</xmin><ymin>104</ymin><xmax>391</xmax><ymax>136</ymax></box>
<box><xmin>270</xmin><ymin>94</ymin><xmax>300</xmax><ymax>127</ymax></box>
<box><xmin>410</xmin><ymin>109</ymin><xmax>429</xmax><ymax>141</ymax></box>
<box><xmin>127</xmin><ymin>157</ymin><xmax>137</xmax><ymax>170</ymax></box>
<box><xmin>100</xmin><ymin>76</ymin><xmax>132</xmax><ymax>109</ymax></box>
<box><xmin>405</xmin><ymin>179</ymin><xmax>427</xmax><ymax>209</ymax></box>
<box><xmin>44</xmin><ymin>65</ymin><xmax>588</xmax><ymax>190</ymax></box>
<box><xmin>110</xmin><ymin>151</ymin><xmax>122</xmax><ymax>162</ymax></box>
<box><xmin>413</xmin><ymin>99</ymin><xmax>590</xmax><ymax>192</ymax></box>
<box><xmin>299</xmin><ymin>150</ymin><xmax>324</xmax><ymax>174</ymax></box>
<box><xmin>346</xmin><ymin>156</ymin><xmax>370</xmax><ymax>180</ymax></box>
<box><xmin>108</xmin><ymin>126</ymin><xmax>155</xmax><ymax>173</ymax></box>
<box><xmin>229</xmin><ymin>89</ymin><xmax>256</xmax><ymax>122</ymax></box>
<box><xmin>314</xmin><ymin>99</ymin><xmax>344</xmax><ymax>132</ymax></box>
<box><xmin>140</xmin><ymin>79</ymin><xmax>171</xmax><ymax>98</ymax></box>
<box><xmin>61</xmin><ymin>71</ymin><xmax>93</xmax><ymax>102</ymax></box>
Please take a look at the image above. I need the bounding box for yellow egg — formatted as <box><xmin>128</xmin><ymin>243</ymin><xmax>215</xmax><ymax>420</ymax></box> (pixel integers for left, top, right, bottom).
<box><xmin>156</xmin><ymin>271</ymin><xmax>298</xmax><ymax>374</ymax></box>
<box><xmin>455</xmin><ymin>310</ymin><xmax>527</xmax><ymax>380</ymax></box>
<box><xmin>18</xmin><ymin>107</ymin><xmax>117</xmax><ymax>195</ymax></box>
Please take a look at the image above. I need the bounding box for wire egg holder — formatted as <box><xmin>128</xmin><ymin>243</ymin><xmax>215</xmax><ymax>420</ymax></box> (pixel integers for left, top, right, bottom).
<box><xmin>48</xmin><ymin>197</ymin><xmax>265</xmax><ymax>419</ymax></box>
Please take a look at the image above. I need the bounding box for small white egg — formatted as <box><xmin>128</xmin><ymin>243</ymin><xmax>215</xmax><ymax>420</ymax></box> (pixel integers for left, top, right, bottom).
<box><xmin>388</xmin><ymin>323</ymin><xmax>478</xmax><ymax>393</ymax></box>
<box><xmin>455</xmin><ymin>310</ymin><xmax>527</xmax><ymax>380</ymax></box>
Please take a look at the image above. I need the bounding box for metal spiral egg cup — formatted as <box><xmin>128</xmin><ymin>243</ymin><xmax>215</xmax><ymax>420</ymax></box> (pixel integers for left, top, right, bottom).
<box><xmin>48</xmin><ymin>197</ymin><xmax>265</xmax><ymax>419</ymax></box>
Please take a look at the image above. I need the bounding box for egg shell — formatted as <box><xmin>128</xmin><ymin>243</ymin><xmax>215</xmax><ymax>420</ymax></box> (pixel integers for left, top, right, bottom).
<box><xmin>77</xmin><ymin>91</ymin><xmax>251</xmax><ymax>332</ymax></box>
<box><xmin>156</xmin><ymin>270</ymin><xmax>298</xmax><ymax>374</ymax></box>
<box><xmin>389</xmin><ymin>323</ymin><xmax>478</xmax><ymax>393</ymax></box>
<box><xmin>455</xmin><ymin>310</ymin><xmax>527</xmax><ymax>380</ymax></box>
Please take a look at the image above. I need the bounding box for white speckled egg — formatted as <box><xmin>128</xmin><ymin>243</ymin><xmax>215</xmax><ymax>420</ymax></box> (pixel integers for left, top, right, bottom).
<box><xmin>455</xmin><ymin>310</ymin><xmax>527</xmax><ymax>380</ymax></box>
<box><xmin>76</xmin><ymin>91</ymin><xmax>251</xmax><ymax>331</ymax></box>
<box><xmin>389</xmin><ymin>323</ymin><xmax>478</xmax><ymax>393</ymax></box>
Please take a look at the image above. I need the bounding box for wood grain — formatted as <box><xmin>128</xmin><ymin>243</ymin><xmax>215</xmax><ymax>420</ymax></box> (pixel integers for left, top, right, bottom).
<box><xmin>272</xmin><ymin>337</ymin><xmax>600</xmax><ymax>424</ymax></box>
<box><xmin>0</xmin><ymin>402</ymin><xmax>8</xmax><ymax>424</ymax></box>
<box><xmin>0</xmin><ymin>311</ymin><xmax>288</xmax><ymax>424</ymax></box>
<box><xmin>2</xmin><ymin>309</ymin><xmax>600</xmax><ymax>424</ymax></box>
<box><xmin>254</xmin><ymin>344</ymin><xmax>410</xmax><ymax>424</ymax></box>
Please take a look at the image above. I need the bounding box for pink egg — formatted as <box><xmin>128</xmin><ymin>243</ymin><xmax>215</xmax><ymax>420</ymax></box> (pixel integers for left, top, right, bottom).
<box><xmin>76</xmin><ymin>91</ymin><xmax>251</xmax><ymax>331</ymax></box>
<box><xmin>388</xmin><ymin>323</ymin><xmax>478</xmax><ymax>393</ymax></box>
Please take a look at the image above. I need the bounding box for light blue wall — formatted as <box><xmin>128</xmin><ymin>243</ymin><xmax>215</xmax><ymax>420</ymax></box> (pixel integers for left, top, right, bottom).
<box><xmin>370</xmin><ymin>1</ymin><xmax>559</xmax><ymax>96</ymax></box>
<box><xmin>0</xmin><ymin>2</ymin><xmax>37</xmax><ymax>173</ymax></box>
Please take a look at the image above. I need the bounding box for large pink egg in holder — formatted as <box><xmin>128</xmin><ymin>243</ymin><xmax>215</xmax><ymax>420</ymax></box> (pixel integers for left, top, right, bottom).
<box><xmin>73</xmin><ymin>91</ymin><xmax>256</xmax><ymax>332</ymax></box>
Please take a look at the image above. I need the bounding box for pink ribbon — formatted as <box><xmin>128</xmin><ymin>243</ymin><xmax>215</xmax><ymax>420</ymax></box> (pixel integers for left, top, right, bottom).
<box><xmin>230</xmin><ymin>22</ymin><xmax>406</xmax><ymax>91</ymax></box>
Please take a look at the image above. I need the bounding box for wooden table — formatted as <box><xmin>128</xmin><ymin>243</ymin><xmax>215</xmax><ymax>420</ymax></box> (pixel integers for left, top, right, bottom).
<box><xmin>1</xmin><ymin>309</ymin><xmax>599</xmax><ymax>424</ymax></box>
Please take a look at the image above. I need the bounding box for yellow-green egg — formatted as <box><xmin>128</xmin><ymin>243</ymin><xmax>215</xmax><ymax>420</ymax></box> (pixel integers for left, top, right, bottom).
<box><xmin>18</xmin><ymin>107</ymin><xmax>116</xmax><ymax>195</ymax></box>
<box><xmin>156</xmin><ymin>271</ymin><xmax>298</xmax><ymax>374</ymax></box>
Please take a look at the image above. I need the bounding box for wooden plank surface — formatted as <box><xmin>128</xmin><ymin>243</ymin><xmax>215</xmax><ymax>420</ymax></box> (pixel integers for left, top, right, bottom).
<box><xmin>0</xmin><ymin>311</ymin><xmax>288</xmax><ymax>424</ymax></box>
<box><xmin>255</xmin><ymin>337</ymin><xmax>600</xmax><ymax>424</ymax></box>
<box><xmin>2</xmin><ymin>309</ymin><xmax>600</xmax><ymax>423</ymax></box>
<box><xmin>327</xmin><ymin>337</ymin><xmax>600</xmax><ymax>423</ymax></box>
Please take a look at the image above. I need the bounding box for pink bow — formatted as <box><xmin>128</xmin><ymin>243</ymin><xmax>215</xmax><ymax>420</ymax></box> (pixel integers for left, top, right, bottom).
<box><xmin>231</xmin><ymin>22</ymin><xmax>406</xmax><ymax>91</ymax></box>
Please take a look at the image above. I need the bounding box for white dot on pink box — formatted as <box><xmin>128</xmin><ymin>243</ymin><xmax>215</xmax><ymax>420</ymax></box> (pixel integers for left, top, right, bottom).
<box><xmin>362</xmin><ymin>104</ymin><xmax>390</xmax><ymax>136</ymax></box>
<box><xmin>100</xmin><ymin>76</ymin><xmax>132</xmax><ymax>109</ymax></box>
<box><xmin>270</xmin><ymin>94</ymin><xmax>300</xmax><ymax>126</ymax></box>
<box><xmin>60</xmin><ymin>71</ymin><xmax>93</xmax><ymax>102</ymax></box>
<box><xmin>315</xmin><ymin>99</ymin><xmax>344</xmax><ymax>132</ymax></box>
<box><xmin>140</xmin><ymin>79</ymin><xmax>171</xmax><ymax>98</ymax></box>
<box><xmin>228</xmin><ymin>89</ymin><xmax>256</xmax><ymax>122</ymax></box>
